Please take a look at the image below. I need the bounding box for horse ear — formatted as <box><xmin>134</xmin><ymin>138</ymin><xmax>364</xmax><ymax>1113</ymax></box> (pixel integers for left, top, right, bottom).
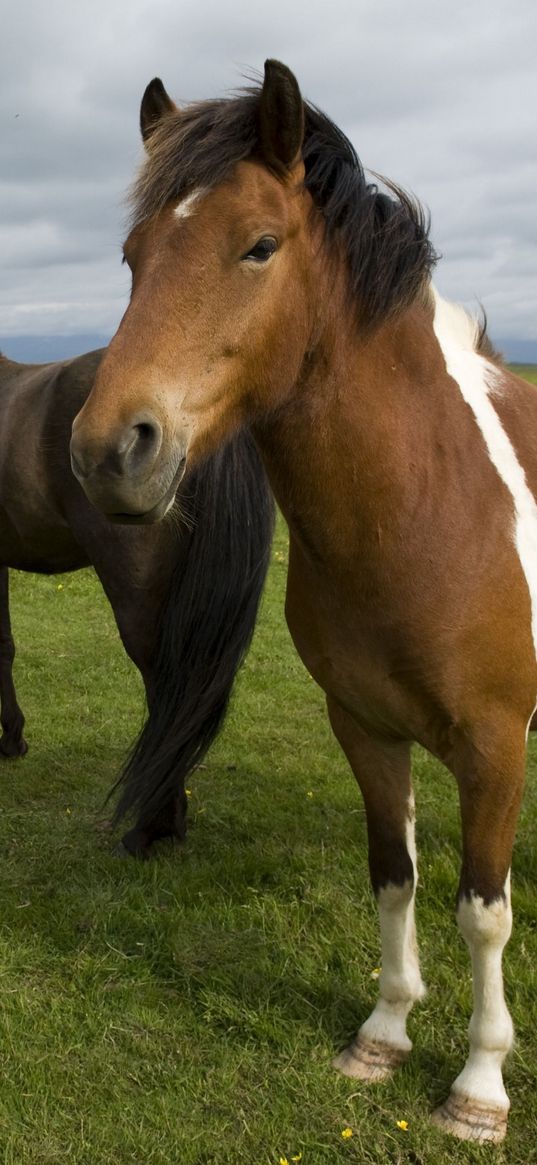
<box><xmin>140</xmin><ymin>78</ymin><xmax>177</xmax><ymax>144</ymax></box>
<box><xmin>258</xmin><ymin>59</ymin><xmax>304</xmax><ymax>172</ymax></box>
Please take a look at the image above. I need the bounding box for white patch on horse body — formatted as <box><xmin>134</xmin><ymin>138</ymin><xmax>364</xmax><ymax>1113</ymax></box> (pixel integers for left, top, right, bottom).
<box><xmin>174</xmin><ymin>189</ymin><xmax>205</xmax><ymax>220</ymax></box>
<box><xmin>432</xmin><ymin>288</ymin><xmax>537</xmax><ymax>659</ymax></box>
<box><xmin>452</xmin><ymin>875</ymin><xmax>513</xmax><ymax>1111</ymax></box>
<box><xmin>359</xmin><ymin>795</ymin><xmax>425</xmax><ymax>1053</ymax></box>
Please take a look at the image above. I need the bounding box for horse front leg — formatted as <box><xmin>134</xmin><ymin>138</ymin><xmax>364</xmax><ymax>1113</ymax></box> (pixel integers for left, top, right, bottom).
<box><xmin>327</xmin><ymin>697</ymin><xmax>425</xmax><ymax>1080</ymax></box>
<box><xmin>112</xmin><ymin>626</ymin><xmax>189</xmax><ymax>859</ymax></box>
<box><xmin>0</xmin><ymin>567</ymin><xmax>27</xmax><ymax>758</ymax></box>
<box><xmin>432</xmin><ymin>717</ymin><xmax>526</xmax><ymax>1143</ymax></box>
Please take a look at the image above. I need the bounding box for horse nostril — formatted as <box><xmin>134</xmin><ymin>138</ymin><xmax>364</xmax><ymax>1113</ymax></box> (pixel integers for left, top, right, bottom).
<box><xmin>122</xmin><ymin>416</ymin><xmax>163</xmax><ymax>475</ymax></box>
<box><xmin>135</xmin><ymin>422</ymin><xmax>156</xmax><ymax>443</ymax></box>
<box><xmin>70</xmin><ymin>413</ymin><xmax>164</xmax><ymax>487</ymax></box>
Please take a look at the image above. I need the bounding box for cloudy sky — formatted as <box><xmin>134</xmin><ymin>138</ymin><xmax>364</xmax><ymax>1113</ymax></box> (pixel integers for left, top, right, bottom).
<box><xmin>2</xmin><ymin>0</ymin><xmax>536</xmax><ymax>361</ymax></box>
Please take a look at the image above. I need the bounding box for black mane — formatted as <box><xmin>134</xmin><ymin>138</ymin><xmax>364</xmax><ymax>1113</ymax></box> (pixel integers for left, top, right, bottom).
<box><xmin>131</xmin><ymin>87</ymin><xmax>438</xmax><ymax>329</ymax></box>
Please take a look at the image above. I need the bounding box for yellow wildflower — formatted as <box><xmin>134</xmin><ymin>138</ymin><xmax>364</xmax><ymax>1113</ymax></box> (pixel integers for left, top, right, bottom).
<box><xmin>396</xmin><ymin>1119</ymin><xmax>409</xmax><ymax>1131</ymax></box>
<box><xmin>291</xmin><ymin>1156</ymin><xmax>302</xmax><ymax>1163</ymax></box>
<box><xmin>370</xmin><ymin>967</ymin><xmax>381</xmax><ymax>979</ymax></box>
<box><xmin>279</xmin><ymin>1158</ymin><xmax>289</xmax><ymax>1165</ymax></box>
<box><xmin>341</xmin><ymin>1127</ymin><xmax>353</xmax><ymax>1139</ymax></box>
<box><xmin>185</xmin><ymin>789</ymin><xmax>192</xmax><ymax>797</ymax></box>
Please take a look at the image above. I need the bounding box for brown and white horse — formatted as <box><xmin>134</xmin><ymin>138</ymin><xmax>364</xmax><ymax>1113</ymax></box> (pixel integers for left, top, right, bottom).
<box><xmin>70</xmin><ymin>61</ymin><xmax>535</xmax><ymax>1141</ymax></box>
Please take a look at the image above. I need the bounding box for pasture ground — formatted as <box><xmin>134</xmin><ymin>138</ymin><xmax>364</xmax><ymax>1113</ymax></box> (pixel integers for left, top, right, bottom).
<box><xmin>0</xmin><ymin>368</ymin><xmax>536</xmax><ymax>1164</ymax></box>
<box><xmin>509</xmin><ymin>365</ymin><xmax>537</xmax><ymax>385</ymax></box>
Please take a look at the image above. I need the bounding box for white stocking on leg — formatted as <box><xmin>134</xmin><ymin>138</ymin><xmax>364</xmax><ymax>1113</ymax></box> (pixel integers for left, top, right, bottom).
<box><xmin>335</xmin><ymin>798</ymin><xmax>426</xmax><ymax>1080</ymax></box>
<box><xmin>433</xmin><ymin>875</ymin><xmax>513</xmax><ymax>1142</ymax></box>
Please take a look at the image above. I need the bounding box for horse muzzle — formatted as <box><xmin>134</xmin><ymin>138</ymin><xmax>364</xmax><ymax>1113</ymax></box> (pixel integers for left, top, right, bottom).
<box><xmin>70</xmin><ymin>412</ymin><xmax>187</xmax><ymax>523</ymax></box>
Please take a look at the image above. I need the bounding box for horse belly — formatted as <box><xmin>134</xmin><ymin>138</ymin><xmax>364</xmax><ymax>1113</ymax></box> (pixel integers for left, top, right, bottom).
<box><xmin>0</xmin><ymin>505</ymin><xmax>87</xmax><ymax>573</ymax></box>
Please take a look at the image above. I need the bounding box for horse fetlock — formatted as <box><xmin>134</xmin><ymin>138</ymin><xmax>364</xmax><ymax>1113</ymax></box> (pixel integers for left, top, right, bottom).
<box><xmin>0</xmin><ymin>732</ymin><xmax>28</xmax><ymax>758</ymax></box>
<box><xmin>379</xmin><ymin>968</ymin><xmax>425</xmax><ymax>1005</ymax></box>
<box><xmin>468</xmin><ymin>1010</ymin><xmax>513</xmax><ymax>1056</ymax></box>
<box><xmin>359</xmin><ymin>998</ymin><xmax>413</xmax><ymax>1055</ymax></box>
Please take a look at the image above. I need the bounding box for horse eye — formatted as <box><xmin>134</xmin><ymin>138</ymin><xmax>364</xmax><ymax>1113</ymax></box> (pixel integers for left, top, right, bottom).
<box><xmin>242</xmin><ymin>237</ymin><xmax>278</xmax><ymax>263</ymax></box>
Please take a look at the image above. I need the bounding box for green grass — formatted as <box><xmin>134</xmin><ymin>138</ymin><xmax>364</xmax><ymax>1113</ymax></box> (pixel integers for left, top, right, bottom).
<box><xmin>509</xmin><ymin>363</ymin><xmax>537</xmax><ymax>385</ymax></box>
<box><xmin>1</xmin><ymin>374</ymin><xmax>537</xmax><ymax>1163</ymax></box>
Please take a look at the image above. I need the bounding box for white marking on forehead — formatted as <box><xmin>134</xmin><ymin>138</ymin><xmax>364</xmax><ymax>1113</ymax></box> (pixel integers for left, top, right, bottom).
<box><xmin>432</xmin><ymin>287</ymin><xmax>537</xmax><ymax>660</ymax></box>
<box><xmin>174</xmin><ymin>188</ymin><xmax>206</xmax><ymax>220</ymax></box>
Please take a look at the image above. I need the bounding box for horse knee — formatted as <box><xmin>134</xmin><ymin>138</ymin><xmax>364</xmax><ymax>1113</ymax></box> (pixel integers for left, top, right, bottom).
<box><xmin>457</xmin><ymin>887</ymin><xmax>512</xmax><ymax>950</ymax></box>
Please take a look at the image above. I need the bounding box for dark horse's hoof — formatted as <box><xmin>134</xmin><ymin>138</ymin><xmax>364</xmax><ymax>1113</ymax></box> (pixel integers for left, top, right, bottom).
<box><xmin>114</xmin><ymin>837</ymin><xmax>149</xmax><ymax>860</ymax></box>
<box><xmin>0</xmin><ymin>735</ymin><xmax>28</xmax><ymax>758</ymax></box>
<box><xmin>116</xmin><ymin>828</ymin><xmax>153</xmax><ymax>859</ymax></box>
<box><xmin>115</xmin><ymin>793</ymin><xmax>188</xmax><ymax>859</ymax></box>
<box><xmin>116</xmin><ymin>824</ymin><xmax>186</xmax><ymax>860</ymax></box>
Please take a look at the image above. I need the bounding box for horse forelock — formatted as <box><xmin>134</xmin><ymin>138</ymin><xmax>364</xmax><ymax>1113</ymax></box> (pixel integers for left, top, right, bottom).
<box><xmin>129</xmin><ymin>84</ymin><xmax>438</xmax><ymax>330</ymax></box>
<box><xmin>129</xmin><ymin>93</ymin><xmax>259</xmax><ymax>226</ymax></box>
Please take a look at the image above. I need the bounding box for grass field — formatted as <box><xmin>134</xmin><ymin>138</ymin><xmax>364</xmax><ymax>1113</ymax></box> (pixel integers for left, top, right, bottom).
<box><xmin>1</xmin><ymin>371</ymin><xmax>537</xmax><ymax>1164</ymax></box>
<box><xmin>508</xmin><ymin>364</ymin><xmax>537</xmax><ymax>385</ymax></box>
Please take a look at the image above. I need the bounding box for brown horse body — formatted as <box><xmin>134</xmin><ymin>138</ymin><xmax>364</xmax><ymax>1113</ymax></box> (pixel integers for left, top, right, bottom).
<box><xmin>0</xmin><ymin>350</ymin><xmax>274</xmax><ymax>855</ymax></box>
<box><xmin>70</xmin><ymin>62</ymin><xmax>535</xmax><ymax>1140</ymax></box>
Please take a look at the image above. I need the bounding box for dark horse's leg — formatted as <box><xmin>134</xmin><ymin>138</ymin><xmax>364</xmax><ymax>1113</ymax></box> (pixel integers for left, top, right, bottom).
<box><xmin>0</xmin><ymin>567</ymin><xmax>27</xmax><ymax>758</ymax></box>
<box><xmin>119</xmin><ymin>787</ymin><xmax>188</xmax><ymax>857</ymax></box>
<box><xmin>107</xmin><ymin>436</ymin><xmax>273</xmax><ymax>859</ymax></box>
<box><xmin>121</xmin><ymin>670</ymin><xmax>188</xmax><ymax>859</ymax></box>
<box><xmin>92</xmin><ymin>434</ymin><xmax>273</xmax><ymax>859</ymax></box>
<box><xmin>107</xmin><ymin>589</ymin><xmax>188</xmax><ymax>858</ymax></box>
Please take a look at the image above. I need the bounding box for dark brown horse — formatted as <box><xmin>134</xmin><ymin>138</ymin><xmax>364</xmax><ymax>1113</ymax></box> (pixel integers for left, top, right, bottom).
<box><xmin>0</xmin><ymin>348</ymin><xmax>274</xmax><ymax>856</ymax></box>
<box><xmin>69</xmin><ymin>61</ymin><xmax>534</xmax><ymax>1141</ymax></box>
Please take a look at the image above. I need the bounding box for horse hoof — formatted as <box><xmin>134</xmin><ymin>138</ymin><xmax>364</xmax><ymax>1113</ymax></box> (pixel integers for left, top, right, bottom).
<box><xmin>0</xmin><ymin>736</ymin><xmax>28</xmax><ymax>758</ymax></box>
<box><xmin>114</xmin><ymin>831</ymin><xmax>151</xmax><ymax>860</ymax></box>
<box><xmin>113</xmin><ymin>841</ymin><xmax>137</xmax><ymax>859</ymax></box>
<box><xmin>431</xmin><ymin>1092</ymin><xmax>508</xmax><ymax>1143</ymax></box>
<box><xmin>114</xmin><ymin>824</ymin><xmax>186</xmax><ymax>860</ymax></box>
<box><xmin>333</xmin><ymin>1036</ymin><xmax>408</xmax><ymax>1082</ymax></box>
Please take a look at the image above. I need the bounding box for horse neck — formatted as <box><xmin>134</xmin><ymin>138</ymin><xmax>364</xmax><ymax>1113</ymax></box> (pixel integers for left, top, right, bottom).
<box><xmin>253</xmin><ymin>293</ymin><xmax>452</xmax><ymax>562</ymax></box>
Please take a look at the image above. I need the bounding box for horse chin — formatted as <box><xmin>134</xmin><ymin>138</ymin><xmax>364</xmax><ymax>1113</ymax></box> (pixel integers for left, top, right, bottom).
<box><xmin>106</xmin><ymin>499</ymin><xmax>171</xmax><ymax>525</ymax></box>
<box><xmin>105</xmin><ymin>484</ymin><xmax>179</xmax><ymax>526</ymax></box>
<box><xmin>104</xmin><ymin>460</ymin><xmax>186</xmax><ymax>525</ymax></box>
<box><xmin>89</xmin><ymin>452</ymin><xmax>186</xmax><ymax>526</ymax></box>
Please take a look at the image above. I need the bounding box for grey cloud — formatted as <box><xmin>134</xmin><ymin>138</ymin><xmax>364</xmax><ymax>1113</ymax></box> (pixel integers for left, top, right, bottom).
<box><xmin>1</xmin><ymin>0</ymin><xmax>536</xmax><ymax>356</ymax></box>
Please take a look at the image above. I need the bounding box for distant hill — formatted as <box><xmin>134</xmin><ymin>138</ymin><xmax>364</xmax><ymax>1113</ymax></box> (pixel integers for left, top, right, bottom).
<box><xmin>0</xmin><ymin>335</ymin><xmax>110</xmax><ymax>363</ymax></box>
